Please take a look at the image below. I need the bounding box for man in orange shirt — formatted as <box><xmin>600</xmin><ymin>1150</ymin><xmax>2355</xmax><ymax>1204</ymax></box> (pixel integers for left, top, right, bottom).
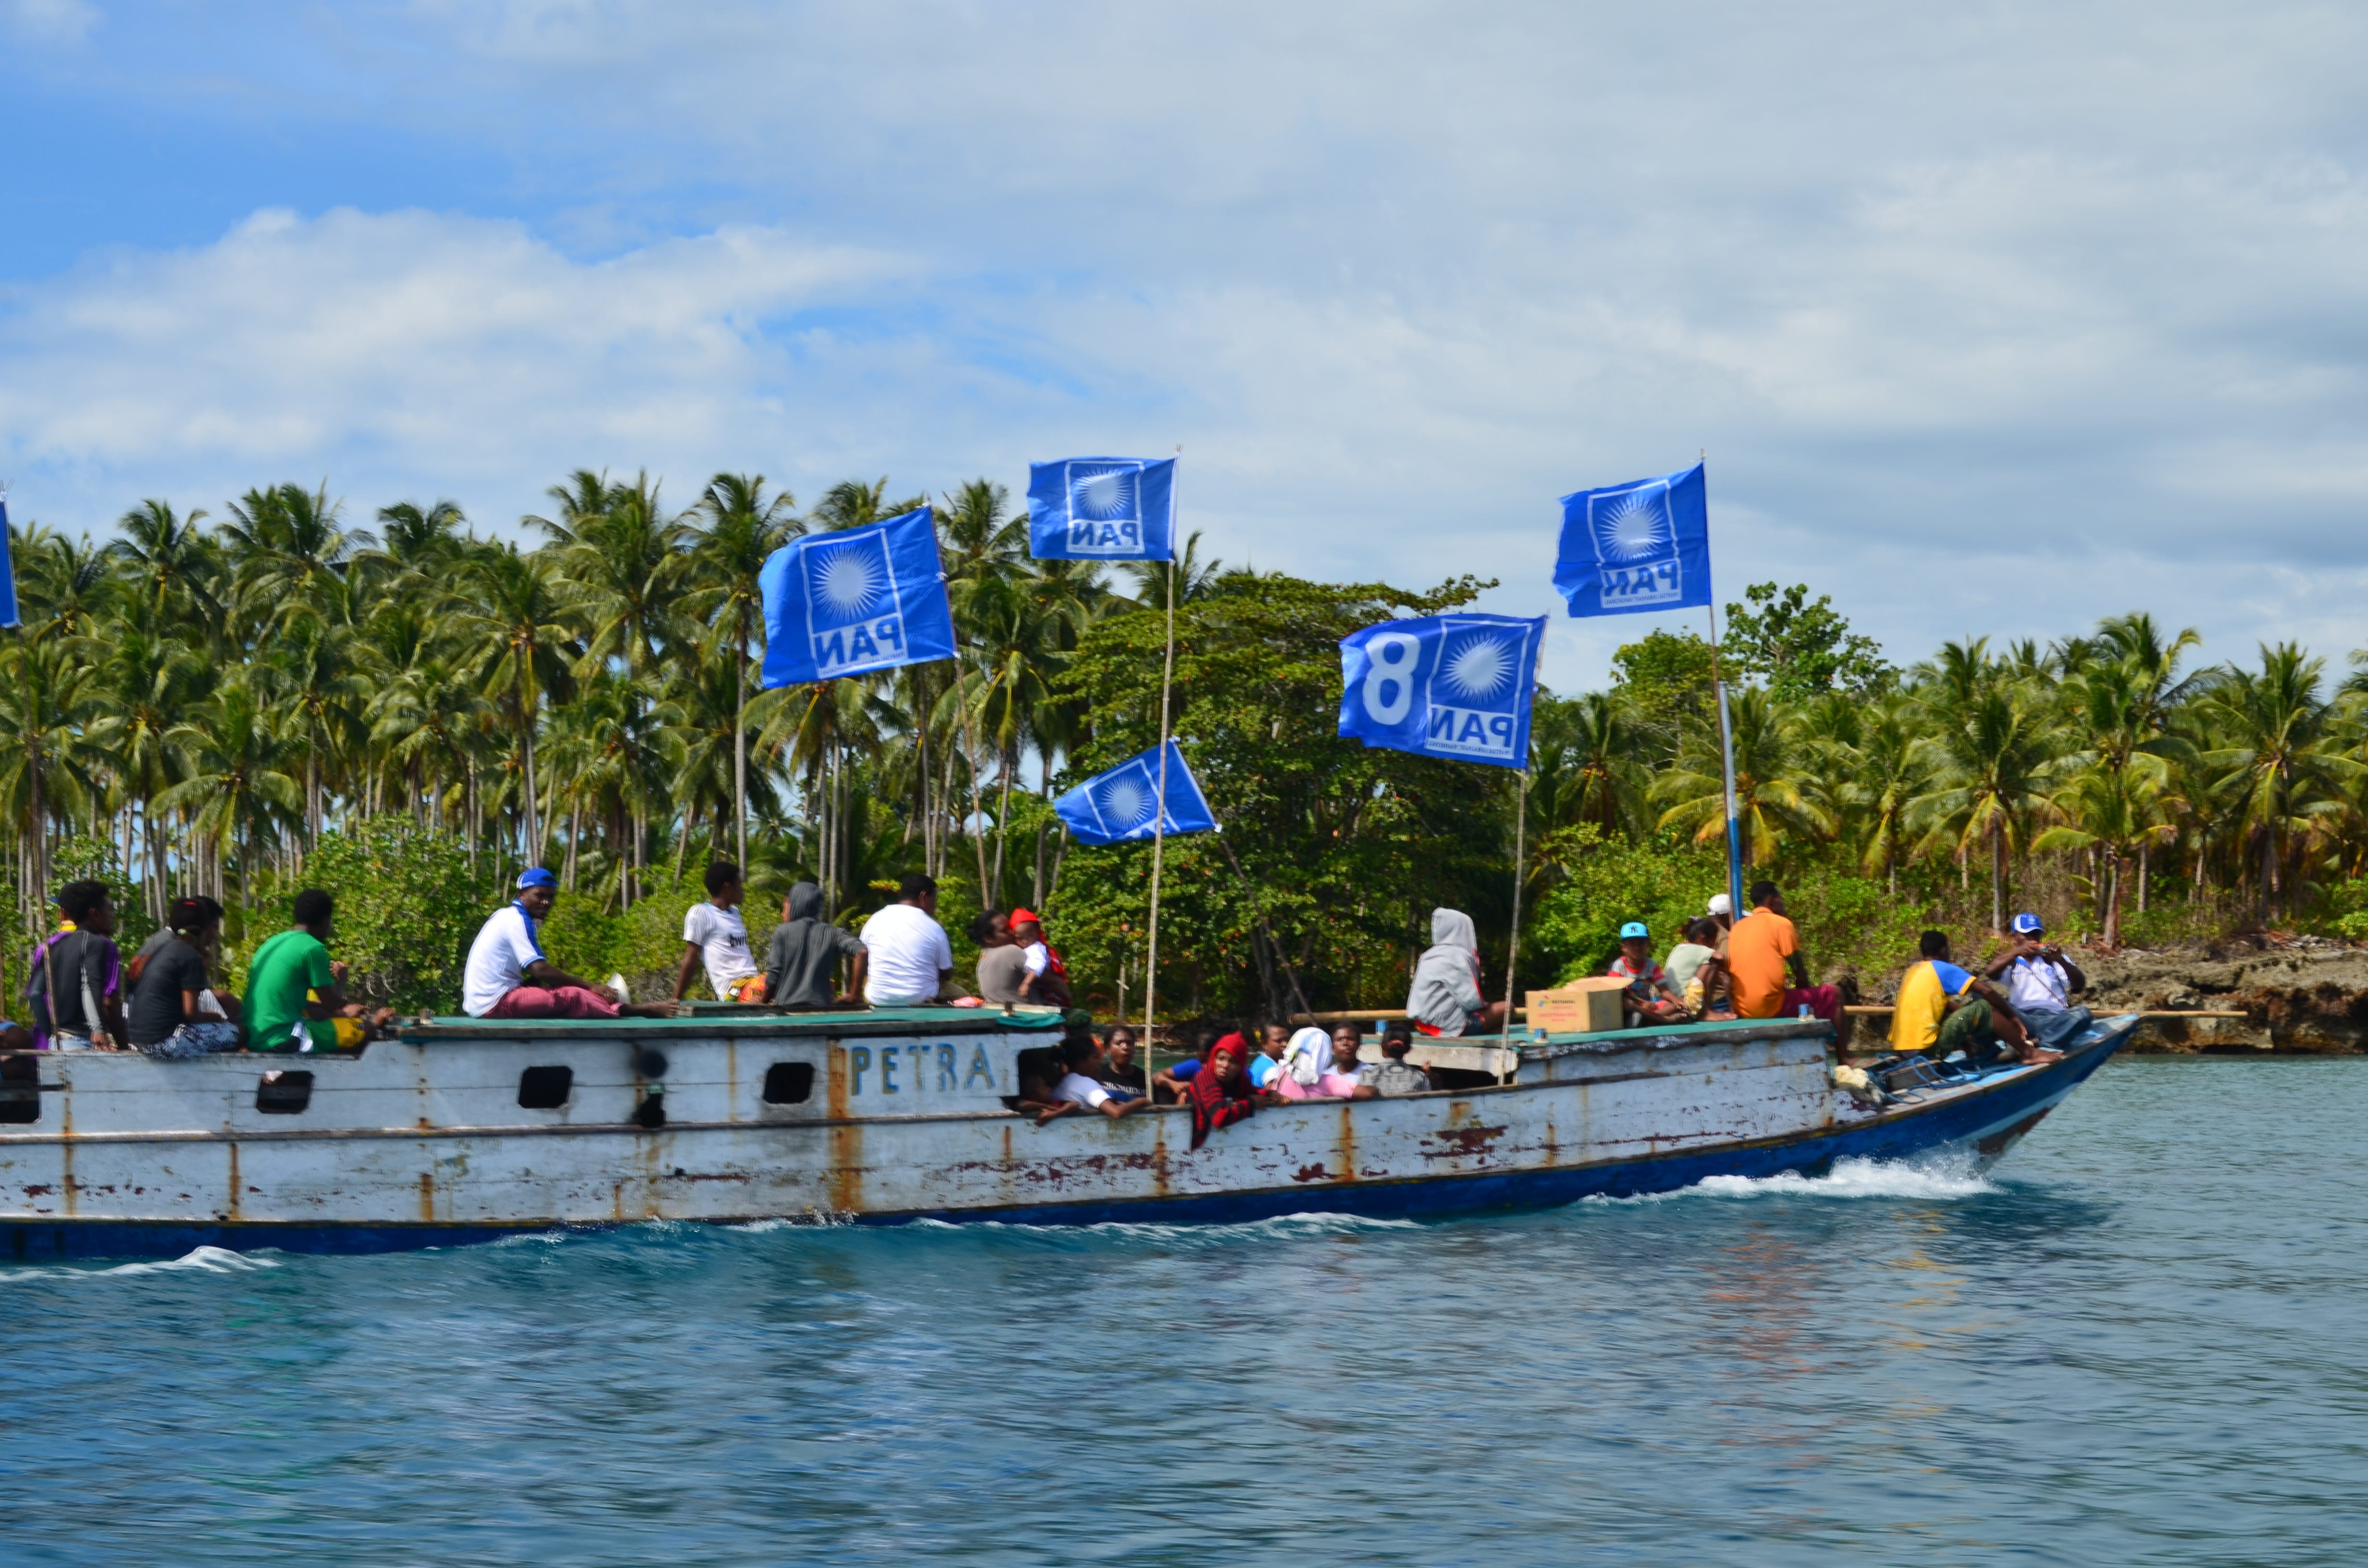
<box><xmin>1726</xmin><ymin>881</ymin><xmax>1841</xmax><ymax>1028</ymax></box>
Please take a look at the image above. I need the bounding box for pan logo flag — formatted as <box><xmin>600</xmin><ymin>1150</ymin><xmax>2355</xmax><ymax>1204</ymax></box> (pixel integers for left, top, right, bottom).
<box><xmin>759</xmin><ymin>506</ymin><xmax>958</xmax><ymax>687</ymax></box>
<box><xmin>0</xmin><ymin>493</ymin><xmax>17</xmax><ymax>630</ymax></box>
<box><xmin>1027</xmin><ymin>456</ymin><xmax>1177</xmax><ymax>561</ymax></box>
<box><xmin>1554</xmin><ymin>463</ymin><xmax>1712</xmax><ymax>617</ymax></box>
<box><xmin>1337</xmin><ymin>613</ymin><xmax>1544</xmax><ymax>769</ymax></box>
<box><xmin>1053</xmin><ymin>741</ymin><xmax>1218</xmax><ymax>845</ymax></box>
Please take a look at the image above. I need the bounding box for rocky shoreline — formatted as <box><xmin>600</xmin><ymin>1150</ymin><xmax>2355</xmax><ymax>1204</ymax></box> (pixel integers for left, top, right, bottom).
<box><xmin>1840</xmin><ymin>937</ymin><xmax>2368</xmax><ymax>1055</ymax></box>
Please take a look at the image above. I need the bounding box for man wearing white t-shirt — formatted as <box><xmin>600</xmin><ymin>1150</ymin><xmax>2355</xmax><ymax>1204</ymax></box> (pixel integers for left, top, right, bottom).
<box><xmin>674</xmin><ymin>861</ymin><xmax>765</xmax><ymax>1002</ymax></box>
<box><xmin>463</xmin><ymin>869</ymin><xmax>680</xmax><ymax>1019</ymax></box>
<box><xmin>1037</xmin><ymin>1031</ymin><xmax>1149</xmax><ymax>1125</ymax></box>
<box><xmin>858</xmin><ymin>872</ymin><xmax>954</xmax><ymax>1006</ymax></box>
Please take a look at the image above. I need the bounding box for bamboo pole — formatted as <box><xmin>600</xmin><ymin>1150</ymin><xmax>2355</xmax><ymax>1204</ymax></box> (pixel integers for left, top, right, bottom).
<box><xmin>1498</xmin><ymin>767</ymin><xmax>1528</xmax><ymax>1086</ymax></box>
<box><xmin>1142</xmin><ymin>556</ymin><xmax>1176</xmax><ymax>1079</ymax></box>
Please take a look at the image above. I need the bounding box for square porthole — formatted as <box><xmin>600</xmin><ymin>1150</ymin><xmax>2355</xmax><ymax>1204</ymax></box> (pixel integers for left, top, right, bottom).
<box><xmin>518</xmin><ymin>1065</ymin><xmax>574</xmax><ymax>1109</ymax></box>
<box><xmin>256</xmin><ymin>1070</ymin><xmax>314</xmax><ymax>1114</ymax></box>
<box><xmin>762</xmin><ymin>1062</ymin><xmax>815</xmax><ymax>1105</ymax></box>
<box><xmin>0</xmin><ymin>1056</ymin><xmax>39</xmax><ymax>1124</ymax></box>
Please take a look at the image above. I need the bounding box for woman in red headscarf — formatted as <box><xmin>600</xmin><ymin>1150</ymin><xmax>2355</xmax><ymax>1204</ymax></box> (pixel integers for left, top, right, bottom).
<box><xmin>1184</xmin><ymin>1032</ymin><xmax>1258</xmax><ymax>1149</ymax></box>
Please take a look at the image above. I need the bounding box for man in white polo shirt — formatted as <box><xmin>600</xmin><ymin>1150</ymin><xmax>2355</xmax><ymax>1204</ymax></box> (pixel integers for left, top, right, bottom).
<box><xmin>857</xmin><ymin>871</ymin><xmax>953</xmax><ymax>1006</ymax></box>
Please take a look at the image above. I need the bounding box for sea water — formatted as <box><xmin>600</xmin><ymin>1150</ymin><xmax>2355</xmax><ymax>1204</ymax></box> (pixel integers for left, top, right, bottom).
<box><xmin>4</xmin><ymin>1057</ymin><xmax>2364</xmax><ymax>1566</ymax></box>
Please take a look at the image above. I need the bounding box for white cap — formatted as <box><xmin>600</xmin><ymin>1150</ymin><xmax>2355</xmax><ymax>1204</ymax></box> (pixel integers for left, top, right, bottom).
<box><xmin>1707</xmin><ymin>894</ymin><xmax>1732</xmax><ymax>917</ymax></box>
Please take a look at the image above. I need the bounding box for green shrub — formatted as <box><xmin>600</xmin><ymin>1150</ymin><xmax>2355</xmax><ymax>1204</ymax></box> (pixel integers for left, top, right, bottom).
<box><xmin>1529</xmin><ymin>827</ymin><xmax>1725</xmax><ymax>985</ymax></box>
<box><xmin>276</xmin><ymin>823</ymin><xmax>491</xmax><ymax>1011</ymax></box>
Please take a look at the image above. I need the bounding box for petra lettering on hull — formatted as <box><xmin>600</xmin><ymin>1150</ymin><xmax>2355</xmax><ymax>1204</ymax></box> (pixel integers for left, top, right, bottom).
<box><xmin>841</xmin><ymin>1041</ymin><xmax>1007</xmax><ymax>1100</ymax></box>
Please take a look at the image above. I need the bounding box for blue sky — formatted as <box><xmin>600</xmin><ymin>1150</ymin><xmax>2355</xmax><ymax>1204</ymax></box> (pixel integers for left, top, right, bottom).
<box><xmin>5</xmin><ymin>0</ymin><xmax>2367</xmax><ymax>691</ymax></box>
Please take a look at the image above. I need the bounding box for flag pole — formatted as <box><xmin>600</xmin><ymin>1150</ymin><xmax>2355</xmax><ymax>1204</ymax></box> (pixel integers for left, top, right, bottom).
<box><xmin>1142</xmin><ymin>451</ymin><xmax>1181</xmax><ymax>1084</ymax></box>
<box><xmin>1700</xmin><ymin>453</ymin><xmax>1743</xmax><ymax>917</ymax></box>
<box><xmin>1498</xmin><ymin>764</ymin><xmax>1528</xmax><ymax>1086</ymax></box>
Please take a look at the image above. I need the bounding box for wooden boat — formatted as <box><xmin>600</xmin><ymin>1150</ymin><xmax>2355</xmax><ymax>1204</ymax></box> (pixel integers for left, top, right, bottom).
<box><xmin>0</xmin><ymin>1006</ymin><xmax>2138</xmax><ymax>1258</ymax></box>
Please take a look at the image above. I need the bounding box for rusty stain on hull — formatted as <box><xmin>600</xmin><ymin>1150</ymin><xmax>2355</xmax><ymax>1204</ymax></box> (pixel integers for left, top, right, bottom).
<box><xmin>226</xmin><ymin>1143</ymin><xmax>240</xmax><ymax>1221</ymax></box>
<box><xmin>419</xmin><ymin>1170</ymin><xmax>434</xmax><ymax>1223</ymax></box>
<box><xmin>826</xmin><ymin>1040</ymin><xmax>863</xmax><ymax>1212</ymax></box>
<box><xmin>1423</xmin><ymin>1122</ymin><xmax>1509</xmax><ymax>1162</ymax></box>
<box><xmin>1336</xmin><ymin>1102</ymin><xmax>1357</xmax><ymax>1187</ymax></box>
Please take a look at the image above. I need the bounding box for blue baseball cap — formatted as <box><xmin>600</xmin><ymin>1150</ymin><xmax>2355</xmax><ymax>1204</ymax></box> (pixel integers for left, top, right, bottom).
<box><xmin>2010</xmin><ymin>912</ymin><xmax>2043</xmax><ymax>935</ymax></box>
<box><xmin>1619</xmin><ymin>920</ymin><xmax>1649</xmax><ymax>939</ymax></box>
<box><xmin>517</xmin><ymin>867</ymin><xmax>559</xmax><ymax>891</ymax></box>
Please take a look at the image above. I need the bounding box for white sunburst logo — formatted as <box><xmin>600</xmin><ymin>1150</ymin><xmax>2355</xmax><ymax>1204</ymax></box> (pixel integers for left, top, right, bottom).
<box><xmin>815</xmin><ymin>545</ymin><xmax>883</xmax><ymax>618</ymax></box>
<box><xmin>1444</xmin><ymin>637</ymin><xmax>1511</xmax><ymax>701</ymax></box>
<box><xmin>1069</xmin><ymin>463</ymin><xmax>1139</xmax><ymax>523</ymax></box>
<box><xmin>1099</xmin><ymin>775</ymin><xmax>1152</xmax><ymax>827</ymax></box>
<box><xmin>1595</xmin><ymin>490</ymin><xmax>1668</xmax><ymax>563</ymax></box>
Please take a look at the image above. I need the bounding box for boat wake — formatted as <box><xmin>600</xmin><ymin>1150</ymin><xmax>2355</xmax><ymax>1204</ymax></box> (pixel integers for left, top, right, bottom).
<box><xmin>1604</xmin><ymin>1155</ymin><xmax>1996</xmax><ymax>1205</ymax></box>
<box><xmin>0</xmin><ymin>1244</ymin><xmax>280</xmax><ymax>1283</ymax></box>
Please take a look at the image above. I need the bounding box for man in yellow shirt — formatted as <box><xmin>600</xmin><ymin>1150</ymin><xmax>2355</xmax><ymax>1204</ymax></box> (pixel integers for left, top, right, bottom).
<box><xmin>1889</xmin><ymin>930</ymin><xmax>2054</xmax><ymax>1065</ymax></box>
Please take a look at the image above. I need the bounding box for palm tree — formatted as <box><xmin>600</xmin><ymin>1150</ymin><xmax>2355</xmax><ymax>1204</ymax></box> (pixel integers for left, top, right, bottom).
<box><xmin>684</xmin><ymin>473</ymin><xmax>800</xmax><ymax>870</ymax></box>
<box><xmin>222</xmin><ymin>482</ymin><xmax>368</xmax><ymax>630</ymax></box>
<box><xmin>1912</xmin><ymin>681</ymin><xmax>2061</xmax><ymax>933</ymax></box>
<box><xmin>1841</xmin><ymin>698</ymin><xmax>1933</xmax><ymax>894</ymax></box>
<box><xmin>2035</xmin><ymin>765</ymin><xmax>2173</xmax><ymax>945</ymax></box>
<box><xmin>454</xmin><ymin>545</ymin><xmax>579</xmax><ymax>864</ymax></box>
<box><xmin>530</xmin><ymin>470</ymin><xmax>689</xmax><ymax>679</ymax></box>
<box><xmin>1532</xmin><ymin>692</ymin><xmax>1647</xmax><ymax>836</ymax></box>
<box><xmin>2199</xmin><ymin>644</ymin><xmax>2358</xmax><ymax>923</ymax></box>
<box><xmin>1652</xmin><ymin>687</ymin><xmax>1825</xmax><ymax>864</ymax></box>
<box><xmin>810</xmin><ymin>477</ymin><xmax>926</xmax><ymax>534</ymax></box>
<box><xmin>87</xmin><ymin>615</ymin><xmax>209</xmax><ymax>919</ymax></box>
<box><xmin>108</xmin><ymin>500</ymin><xmax>222</xmax><ymax>628</ymax></box>
<box><xmin>369</xmin><ymin>653</ymin><xmax>488</xmax><ymax>834</ymax></box>
<box><xmin>155</xmin><ymin>679</ymin><xmax>304</xmax><ymax>903</ymax></box>
<box><xmin>368</xmin><ymin>500</ymin><xmax>468</xmax><ymax>584</ymax></box>
<box><xmin>0</xmin><ymin>636</ymin><xmax>101</xmax><ymax>924</ymax></box>
<box><xmin>267</xmin><ymin>616</ymin><xmax>370</xmax><ymax>849</ymax></box>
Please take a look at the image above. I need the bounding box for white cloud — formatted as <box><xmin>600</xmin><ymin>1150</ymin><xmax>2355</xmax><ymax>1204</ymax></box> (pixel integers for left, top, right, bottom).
<box><xmin>5</xmin><ymin>2</ymin><xmax>2368</xmax><ymax>688</ymax></box>
<box><xmin>4</xmin><ymin>0</ymin><xmax>97</xmax><ymax>44</ymax></box>
<box><xmin>0</xmin><ymin>208</ymin><xmax>909</xmax><ymax>524</ymax></box>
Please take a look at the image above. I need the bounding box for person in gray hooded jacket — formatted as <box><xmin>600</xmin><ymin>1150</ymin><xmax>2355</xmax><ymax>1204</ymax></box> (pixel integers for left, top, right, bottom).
<box><xmin>764</xmin><ymin>881</ymin><xmax>867</xmax><ymax>1009</ymax></box>
<box><xmin>1405</xmin><ymin>907</ymin><xmax>1506</xmax><ymax>1037</ymax></box>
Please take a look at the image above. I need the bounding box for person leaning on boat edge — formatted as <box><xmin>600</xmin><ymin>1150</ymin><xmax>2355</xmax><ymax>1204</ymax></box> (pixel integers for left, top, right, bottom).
<box><xmin>247</xmin><ymin>889</ymin><xmax>399</xmax><ymax>1051</ymax></box>
<box><xmin>462</xmin><ymin>869</ymin><xmax>680</xmax><ymax>1021</ymax></box>
<box><xmin>766</xmin><ymin>879</ymin><xmax>868</xmax><ymax>1009</ymax></box>
<box><xmin>857</xmin><ymin>871</ymin><xmax>954</xmax><ymax>1007</ymax></box>
<box><xmin>1985</xmin><ymin>913</ymin><xmax>2093</xmax><ymax>1053</ymax></box>
<box><xmin>1889</xmin><ymin>929</ymin><xmax>2058</xmax><ymax>1067</ymax></box>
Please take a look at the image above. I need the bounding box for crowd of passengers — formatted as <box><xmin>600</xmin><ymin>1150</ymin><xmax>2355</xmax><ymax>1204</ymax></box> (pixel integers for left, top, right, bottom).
<box><xmin>1557</xmin><ymin>876</ymin><xmax>2075</xmax><ymax>1067</ymax></box>
<box><xmin>6</xmin><ymin>861</ymin><xmax>2080</xmax><ymax>1078</ymax></box>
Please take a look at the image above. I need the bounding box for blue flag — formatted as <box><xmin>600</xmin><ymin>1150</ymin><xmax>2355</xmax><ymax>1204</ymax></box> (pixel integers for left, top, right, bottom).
<box><xmin>759</xmin><ymin>506</ymin><xmax>957</xmax><ymax>687</ymax></box>
<box><xmin>1337</xmin><ymin>613</ymin><xmax>1544</xmax><ymax>770</ymax></box>
<box><xmin>1053</xmin><ymin>741</ymin><xmax>1218</xmax><ymax>846</ymax></box>
<box><xmin>1027</xmin><ymin>456</ymin><xmax>1177</xmax><ymax>561</ymax></box>
<box><xmin>1554</xmin><ymin>463</ymin><xmax>1712</xmax><ymax>618</ymax></box>
<box><xmin>0</xmin><ymin>493</ymin><xmax>17</xmax><ymax>629</ymax></box>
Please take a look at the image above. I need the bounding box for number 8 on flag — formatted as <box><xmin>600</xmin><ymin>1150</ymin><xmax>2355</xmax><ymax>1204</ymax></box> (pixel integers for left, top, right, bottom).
<box><xmin>1337</xmin><ymin>613</ymin><xmax>1545</xmax><ymax>770</ymax></box>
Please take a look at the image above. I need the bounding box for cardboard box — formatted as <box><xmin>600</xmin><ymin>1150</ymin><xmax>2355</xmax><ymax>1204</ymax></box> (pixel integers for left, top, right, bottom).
<box><xmin>1525</xmin><ymin>977</ymin><xmax>1628</xmax><ymax>1036</ymax></box>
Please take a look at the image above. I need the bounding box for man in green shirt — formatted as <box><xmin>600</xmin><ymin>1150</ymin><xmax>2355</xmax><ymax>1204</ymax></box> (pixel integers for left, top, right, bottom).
<box><xmin>246</xmin><ymin>889</ymin><xmax>393</xmax><ymax>1053</ymax></box>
